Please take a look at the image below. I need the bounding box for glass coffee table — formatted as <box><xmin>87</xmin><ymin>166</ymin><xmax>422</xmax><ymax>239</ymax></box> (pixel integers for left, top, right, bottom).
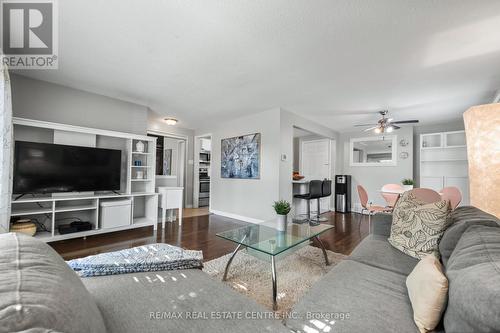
<box><xmin>217</xmin><ymin>222</ymin><xmax>333</xmax><ymax>310</ymax></box>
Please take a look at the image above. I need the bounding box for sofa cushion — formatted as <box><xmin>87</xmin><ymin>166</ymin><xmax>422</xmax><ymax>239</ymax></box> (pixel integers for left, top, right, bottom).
<box><xmin>349</xmin><ymin>234</ymin><xmax>418</xmax><ymax>275</ymax></box>
<box><xmin>443</xmin><ymin>225</ymin><xmax>500</xmax><ymax>332</ymax></box>
<box><xmin>82</xmin><ymin>268</ymin><xmax>290</xmax><ymax>333</ymax></box>
<box><xmin>406</xmin><ymin>254</ymin><xmax>448</xmax><ymax>333</ymax></box>
<box><xmin>0</xmin><ymin>233</ymin><xmax>106</xmax><ymax>333</ymax></box>
<box><xmin>439</xmin><ymin>206</ymin><xmax>499</xmax><ymax>266</ymax></box>
<box><xmin>285</xmin><ymin>260</ymin><xmax>419</xmax><ymax>333</ymax></box>
<box><xmin>389</xmin><ymin>191</ymin><xmax>450</xmax><ymax>259</ymax></box>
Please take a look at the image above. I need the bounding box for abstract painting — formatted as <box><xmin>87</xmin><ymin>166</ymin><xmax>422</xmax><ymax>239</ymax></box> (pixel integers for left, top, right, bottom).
<box><xmin>221</xmin><ymin>133</ymin><xmax>261</xmax><ymax>179</ymax></box>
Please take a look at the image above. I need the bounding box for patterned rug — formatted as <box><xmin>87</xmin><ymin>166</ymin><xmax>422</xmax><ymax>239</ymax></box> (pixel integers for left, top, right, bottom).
<box><xmin>67</xmin><ymin>243</ymin><xmax>203</xmax><ymax>277</ymax></box>
<box><xmin>203</xmin><ymin>245</ymin><xmax>346</xmax><ymax>315</ymax></box>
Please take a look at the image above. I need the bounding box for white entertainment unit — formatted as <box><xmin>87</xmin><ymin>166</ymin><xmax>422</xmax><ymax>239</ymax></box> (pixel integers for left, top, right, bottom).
<box><xmin>10</xmin><ymin>117</ymin><xmax>159</xmax><ymax>242</ymax></box>
<box><xmin>419</xmin><ymin>130</ymin><xmax>469</xmax><ymax>206</ymax></box>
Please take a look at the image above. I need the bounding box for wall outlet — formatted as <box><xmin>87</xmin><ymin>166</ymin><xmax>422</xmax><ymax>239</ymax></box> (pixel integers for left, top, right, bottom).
<box><xmin>281</xmin><ymin>154</ymin><xmax>287</xmax><ymax>161</ymax></box>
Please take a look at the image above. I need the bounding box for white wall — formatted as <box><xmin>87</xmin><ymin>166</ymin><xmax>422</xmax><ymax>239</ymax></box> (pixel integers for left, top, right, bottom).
<box><xmin>196</xmin><ymin>108</ymin><xmax>281</xmax><ymax>222</ymax></box>
<box><xmin>338</xmin><ymin>127</ymin><xmax>414</xmax><ymax>210</ymax></box>
<box><xmin>413</xmin><ymin>119</ymin><xmax>464</xmax><ymax>186</ymax></box>
<box><xmin>194</xmin><ymin>108</ymin><xmax>338</xmax><ymax>222</ymax></box>
<box><xmin>148</xmin><ymin>109</ymin><xmax>195</xmax><ymax>207</ymax></box>
<box><xmin>10</xmin><ymin>75</ymin><xmax>148</xmax><ymax>134</ymax></box>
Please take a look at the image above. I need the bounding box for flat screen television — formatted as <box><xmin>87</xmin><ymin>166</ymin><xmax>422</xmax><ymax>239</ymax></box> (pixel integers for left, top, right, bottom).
<box><xmin>13</xmin><ymin>141</ymin><xmax>122</xmax><ymax>194</ymax></box>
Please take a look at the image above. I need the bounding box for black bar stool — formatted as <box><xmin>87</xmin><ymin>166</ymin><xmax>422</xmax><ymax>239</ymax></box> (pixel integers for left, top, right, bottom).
<box><xmin>312</xmin><ymin>179</ymin><xmax>332</xmax><ymax>222</ymax></box>
<box><xmin>294</xmin><ymin>180</ymin><xmax>322</xmax><ymax>224</ymax></box>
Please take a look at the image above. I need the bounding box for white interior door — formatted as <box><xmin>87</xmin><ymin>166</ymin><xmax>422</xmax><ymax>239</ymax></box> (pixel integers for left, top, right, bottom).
<box><xmin>301</xmin><ymin>139</ymin><xmax>331</xmax><ymax>212</ymax></box>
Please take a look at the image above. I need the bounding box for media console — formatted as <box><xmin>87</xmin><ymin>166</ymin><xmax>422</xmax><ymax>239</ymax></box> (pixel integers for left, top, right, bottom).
<box><xmin>11</xmin><ymin>192</ymin><xmax>158</xmax><ymax>242</ymax></box>
<box><xmin>9</xmin><ymin>118</ymin><xmax>159</xmax><ymax>242</ymax></box>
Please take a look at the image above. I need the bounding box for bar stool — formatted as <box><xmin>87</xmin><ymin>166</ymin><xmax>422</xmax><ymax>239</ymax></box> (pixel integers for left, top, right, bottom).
<box><xmin>294</xmin><ymin>180</ymin><xmax>323</xmax><ymax>225</ymax></box>
<box><xmin>312</xmin><ymin>179</ymin><xmax>332</xmax><ymax>222</ymax></box>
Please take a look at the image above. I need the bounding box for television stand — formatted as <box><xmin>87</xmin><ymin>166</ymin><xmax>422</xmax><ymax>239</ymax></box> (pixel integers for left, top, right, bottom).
<box><xmin>11</xmin><ymin>192</ymin><xmax>159</xmax><ymax>242</ymax></box>
<box><xmin>7</xmin><ymin>117</ymin><xmax>159</xmax><ymax>241</ymax></box>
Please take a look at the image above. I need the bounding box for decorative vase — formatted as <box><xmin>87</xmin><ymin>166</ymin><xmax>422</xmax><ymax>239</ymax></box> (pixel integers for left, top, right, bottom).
<box><xmin>10</xmin><ymin>220</ymin><xmax>36</xmax><ymax>236</ymax></box>
<box><xmin>403</xmin><ymin>185</ymin><xmax>414</xmax><ymax>191</ymax></box>
<box><xmin>276</xmin><ymin>214</ymin><xmax>287</xmax><ymax>232</ymax></box>
<box><xmin>135</xmin><ymin>141</ymin><xmax>145</xmax><ymax>153</ymax></box>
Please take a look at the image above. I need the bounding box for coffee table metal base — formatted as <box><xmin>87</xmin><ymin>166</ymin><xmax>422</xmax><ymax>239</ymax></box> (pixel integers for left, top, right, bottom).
<box><xmin>222</xmin><ymin>235</ymin><xmax>330</xmax><ymax>311</ymax></box>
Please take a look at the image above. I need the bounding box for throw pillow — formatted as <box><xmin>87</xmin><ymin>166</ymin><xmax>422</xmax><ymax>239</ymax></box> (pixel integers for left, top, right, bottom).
<box><xmin>406</xmin><ymin>254</ymin><xmax>449</xmax><ymax>333</ymax></box>
<box><xmin>0</xmin><ymin>233</ymin><xmax>107</xmax><ymax>333</ymax></box>
<box><xmin>388</xmin><ymin>191</ymin><xmax>450</xmax><ymax>259</ymax></box>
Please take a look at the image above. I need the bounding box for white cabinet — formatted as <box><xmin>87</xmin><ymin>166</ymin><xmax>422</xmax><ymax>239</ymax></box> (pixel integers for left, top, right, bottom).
<box><xmin>200</xmin><ymin>138</ymin><xmax>211</xmax><ymax>152</ymax></box>
<box><xmin>444</xmin><ymin>131</ymin><xmax>466</xmax><ymax>147</ymax></box>
<box><xmin>420</xmin><ymin>177</ymin><xmax>444</xmax><ymax>191</ymax></box>
<box><xmin>419</xmin><ymin>131</ymin><xmax>469</xmax><ymax>206</ymax></box>
<box><xmin>444</xmin><ymin>177</ymin><xmax>469</xmax><ymax>206</ymax></box>
<box><xmin>421</xmin><ymin>133</ymin><xmax>443</xmax><ymax>149</ymax></box>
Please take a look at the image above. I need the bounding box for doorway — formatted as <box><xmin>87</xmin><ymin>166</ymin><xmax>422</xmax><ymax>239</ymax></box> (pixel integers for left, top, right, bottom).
<box><xmin>193</xmin><ymin>134</ymin><xmax>212</xmax><ymax>212</ymax></box>
<box><xmin>293</xmin><ymin>126</ymin><xmax>336</xmax><ymax>215</ymax></box>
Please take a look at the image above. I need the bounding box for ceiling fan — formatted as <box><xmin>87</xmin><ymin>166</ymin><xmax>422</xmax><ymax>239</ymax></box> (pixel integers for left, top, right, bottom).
<box><xmin>355</xmin><ymin>110</ymin><xmax>419</xmax><ymax>133</ymax></box>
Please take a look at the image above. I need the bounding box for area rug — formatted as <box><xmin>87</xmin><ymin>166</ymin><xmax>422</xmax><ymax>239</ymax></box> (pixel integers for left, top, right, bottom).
<box><xmin>203</xmin><ymin>245</ymin><xmax>346</xmax><ymax>314</ymax></box>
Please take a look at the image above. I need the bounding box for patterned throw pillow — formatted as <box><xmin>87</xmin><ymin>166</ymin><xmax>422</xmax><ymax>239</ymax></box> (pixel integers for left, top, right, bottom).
<box><xmin>388</xmin><ymin>191</ymin><xmax>450</xmax><ymax>259</ymax></box>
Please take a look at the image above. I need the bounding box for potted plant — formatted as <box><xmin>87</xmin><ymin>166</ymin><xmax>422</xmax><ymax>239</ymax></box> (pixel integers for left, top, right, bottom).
<box><xmin>402</xmin><ymin>178</ymin><xmax>415</xmax><ymax>191</ymax></box>
<box><xmin>273</xmin><ymin>200</ymin><xmax>291</xmax><ymax>232</ymax></box>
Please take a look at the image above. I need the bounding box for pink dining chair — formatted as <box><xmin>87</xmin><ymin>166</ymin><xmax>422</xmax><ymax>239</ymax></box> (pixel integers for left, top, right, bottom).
<box><xmin>409</xmin><ymin>188</ymin><xmax>441</xmax><ymax>204</ymax></box>
<box><xmin>381</xmin><ymin>183</ymin><xmax>404</xmax><ymax>209</ymax></box>
<box><xmin>440</xmin><ymin>187</ymin><xmax>462</xmax><ymax>210</ymax></box>
<box><xmin>357</xmin><ymin>185</ymin><xmax>391</xmax><ymax>233</ymax></box>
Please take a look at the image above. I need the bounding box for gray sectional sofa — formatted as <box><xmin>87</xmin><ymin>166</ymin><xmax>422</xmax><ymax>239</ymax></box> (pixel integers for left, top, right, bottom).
<box><xmin>1</xmin><ymin>206</ymin><xmax>499</xmax><ymax>333</ymax></box>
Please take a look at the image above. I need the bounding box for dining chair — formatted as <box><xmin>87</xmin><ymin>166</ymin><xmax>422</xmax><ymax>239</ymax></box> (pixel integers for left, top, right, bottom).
<box><xmin>440</xmin><ymin>187</ymin><xmax>462</xmax><ymax>210</ymax></box>
<box><xmin>409</xmin><ymin>188</ymin><xmax>441</xmax><ymax>204</ymax></box>
<box><xmin>357</xmin><ymin>185</ymin><xmax>391</xmax><ymax>233</ymax></box>
<box><xmin>381</xmin><ymin>183</ymin><xmax>404</xmax><ymax>209</ymax></box>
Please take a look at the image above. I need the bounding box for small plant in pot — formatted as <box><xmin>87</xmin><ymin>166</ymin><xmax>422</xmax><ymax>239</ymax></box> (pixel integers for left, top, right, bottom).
<box><xmin>273</xmin><ymin>200</ymin><xmax>291</xmax><ymax>232</ymax></box>
<box><xmin>402</xmin><ymin>178</ymin><xmax>415</xmax><ymax>191</ymax></box>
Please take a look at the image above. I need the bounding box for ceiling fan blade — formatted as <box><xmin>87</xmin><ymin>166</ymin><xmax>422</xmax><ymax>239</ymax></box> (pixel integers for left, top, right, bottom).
<box><xmin>363</xmin><ymin>126</ymin><xmax>378</xmax><ymax>132</ymax></box>
<box><xmin>354</xmin><ymin>124</ymin><xmax>377</xmax><ymax>127</ymax></box>
<box><xmin>391</xmin><ymin>120</ymin><xmax>419</xmax><ymax>124</ymax></box>
<box><xmin>392</xmin><ymin>125</ymin><xmax>401</xmax><ymax>129</ymax></box>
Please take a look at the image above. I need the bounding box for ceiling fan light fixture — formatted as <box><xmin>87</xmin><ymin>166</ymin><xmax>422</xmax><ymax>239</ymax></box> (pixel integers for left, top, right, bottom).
<box><xmin>164</xmin><ymin>118</ymin><xmax>178</xmax><ymax>126</ymax></box>
<box><xmin>386</xmin><ymin>126</ymin><xmax>394</xmax><ymax>133</ymax></box>
<box><xmin>374</xmin><ymin>127</ymin><xmax>382</xmax><ymax>134</ymax></box>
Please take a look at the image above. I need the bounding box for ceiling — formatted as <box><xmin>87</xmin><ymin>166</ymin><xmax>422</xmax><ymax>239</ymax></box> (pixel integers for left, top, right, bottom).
<box><xmin>15</xmin><ymin>0</ymin><xmax>500</xmax><ymax>131</ymax></box>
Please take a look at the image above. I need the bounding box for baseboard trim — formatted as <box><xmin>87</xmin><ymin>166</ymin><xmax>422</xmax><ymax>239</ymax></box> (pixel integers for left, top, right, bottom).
<box><xmin>209</xmin><ymin>210</ymin><xmax>264</xmax><ymax>224</ymax></box>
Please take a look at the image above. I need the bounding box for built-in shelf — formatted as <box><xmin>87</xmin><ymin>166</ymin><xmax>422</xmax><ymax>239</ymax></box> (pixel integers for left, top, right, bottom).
<box><xmin>420</xmin><ymin>159</ymin><xmax>467</xmax><ymax>162</ymax></box>
<box><xmin>10</xmin><ymin>117</ymin><xmax>159</xmax><ymax>243</ymax></box>
<box><xmin>421</xmin><ymin>146</ymin><xmax>466</xmax><ymax>150</ymax></box>
<box><xmin>11</xmin><ymin>208</ymin><xmax>53</xmax><ymax>216</ymax></box>
<box><xmin>55</xmin><ymin>204</ymin><xmax>97</xmax><ymax>213</ymax></box>
<box><xmin>419</xmin><ymin>130</ymin><xmax>469</xmax><ymax>206</ymax></box>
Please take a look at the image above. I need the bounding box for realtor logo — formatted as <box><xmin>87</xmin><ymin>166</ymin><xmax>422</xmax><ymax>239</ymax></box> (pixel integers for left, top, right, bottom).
<box><xmin>0</xmin><ymin>0</ymin><xmax>58</xmax><ymax>69</ymax></box>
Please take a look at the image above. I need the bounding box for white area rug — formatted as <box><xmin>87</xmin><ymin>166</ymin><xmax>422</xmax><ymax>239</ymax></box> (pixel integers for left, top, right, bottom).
<box><xmin>203</xmin><ymin>245</ymin><xmax>346</xmax><ymax>314</ymax></box>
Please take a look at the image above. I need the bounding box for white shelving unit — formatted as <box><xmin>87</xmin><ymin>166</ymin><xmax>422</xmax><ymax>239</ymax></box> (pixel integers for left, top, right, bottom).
<box><xmin>419</xmin><ymin>130</ymin><xmax>469</xmax><ymax>206</ymax></box>
<box><xmin>10</xmin><ymin>118</ymin><xmax>159</xmax><ymax>242</ymax></box>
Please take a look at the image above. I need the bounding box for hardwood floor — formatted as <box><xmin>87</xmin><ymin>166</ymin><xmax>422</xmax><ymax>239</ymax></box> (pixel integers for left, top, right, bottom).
<box><xmin>50</xmin><ymin>212</ymin><xmax>371</xmax><ymax>261</ymax></box>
